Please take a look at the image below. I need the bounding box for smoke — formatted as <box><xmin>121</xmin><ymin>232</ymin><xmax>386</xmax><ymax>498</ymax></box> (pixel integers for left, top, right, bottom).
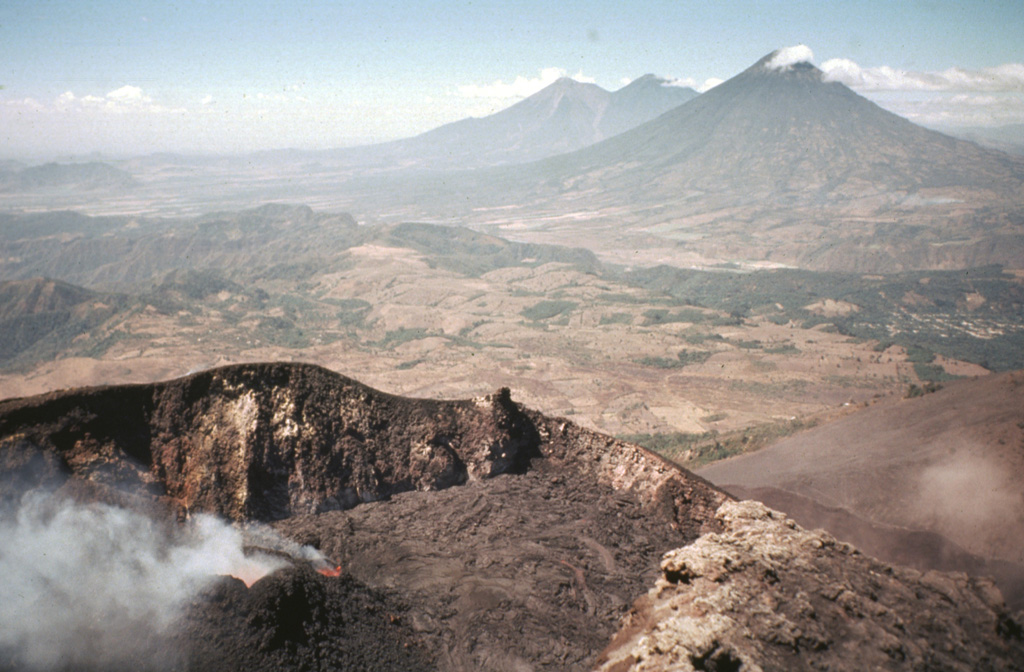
<box><xmin>0</xmin><ymin>493</ymin><xmax>291</xmax><ymax>671</ymax></box>
<box><xmin>766</xmin><ymin>45</ymin><xmax>815</xmax><ymax>71</ymax></box>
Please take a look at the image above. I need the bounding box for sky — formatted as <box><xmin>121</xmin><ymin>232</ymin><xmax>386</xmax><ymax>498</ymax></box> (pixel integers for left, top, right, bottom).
<box><xmin>1</xmin><ymin>0</ymin><xmax>1022</xmax><ymax>159</ymax></box>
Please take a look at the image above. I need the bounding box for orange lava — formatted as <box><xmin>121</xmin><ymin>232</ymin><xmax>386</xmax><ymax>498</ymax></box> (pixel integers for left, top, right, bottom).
<box><xmin>317</xmin><ymin>565</ymin><xmax>342</xmax><ymax>578</ymax></box>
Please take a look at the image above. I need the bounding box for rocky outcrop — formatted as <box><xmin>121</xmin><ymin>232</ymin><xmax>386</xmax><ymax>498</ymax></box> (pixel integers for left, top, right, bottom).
<box><xmin>595</xmin><ymin>500</ymin><xmax>1024</xmax><ymax>672</ymax></box>
<box><xmin>0</xmin><ymin>362</ymin><xmax>725</xmax><ymax>529</ymax></box>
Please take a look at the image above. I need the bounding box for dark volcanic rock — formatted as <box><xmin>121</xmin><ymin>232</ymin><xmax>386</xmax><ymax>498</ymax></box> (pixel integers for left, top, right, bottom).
<box><xmin>3</xmin><ymin>363</ymin><xmax>1023</xmax><ymax>671</ymax></box>
<box><xmin>178</xmin><ymin>567</ymin><xmax>432</xmax><ymax>672</ymax></box>
<box><xmin>0</xmin><ymin>362</ymin><xmax>728</xmax><ymax>670</ymax></box>
<box><xmin>0</xmin><ymin>362</ymin><xmax>723</xmax><ymax>528</ymax></box>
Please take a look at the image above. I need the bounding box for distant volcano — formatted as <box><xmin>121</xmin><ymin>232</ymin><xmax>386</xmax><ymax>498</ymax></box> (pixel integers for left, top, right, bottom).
<box><xmin>556</xmin><ymin>50</ymin><xmax>1023</xmax><ymax>198</ymax></box>
<box><xmin>330</xmin><ymin>74</ymin><xmax>697</xmax><ymax>169</ymax></box>
<box><xmin>486</xmin><ymin>50</ymin><xmax>1024</xmax><ymax>272</ymax></box>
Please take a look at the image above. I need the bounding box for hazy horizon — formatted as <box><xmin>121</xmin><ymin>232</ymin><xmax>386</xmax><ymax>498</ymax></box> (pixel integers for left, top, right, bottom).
<box><xmin>2</xmin><ymin>0</ymin><xmax>1023</xmax><ymax>159</ymax></box>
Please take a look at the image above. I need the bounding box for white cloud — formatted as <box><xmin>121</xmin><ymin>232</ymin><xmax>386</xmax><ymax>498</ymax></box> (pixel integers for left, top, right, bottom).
<box><xmin>49</xmin><ymin>85</ymin><xmax>183</xmax><ymax>115</ymax></box>
<box><xmin>822</xmin><ymin>58</ymin><xmax>1024</xmax><ymax>93</ymax></box>
<box><xmin>766</xmin><ymin>44</ymin><xmax>815</xmax><ymax>71</ymax></box>
<box><xmin>458</xmin><ymin>67</ymin><xmax>592</xmax><ymax>99</ymax></box>
<box><xmin>201</xmin><ymin>94</ymin><xmax>214</xmax><ymax>106</ymax></box>
<box><xmin>661</xmin><ymin>76</ymin><xmax>722</xmax><ymax>93</ymax></box>
<box><xmin>663</xmin><ymin>76</ymin><xmax>698</xmax><ymax>89</ymax></box>
<box><xmin>876</xmin><ymin>92</ymin><xmax>1024</xmax><ymax>128</ymax></box>
<box><xmin>4</xmin><ymin>96</ymin><xmax>46</xmax><ymax>111</ymax></box>
<box><xmin>107</xmin><ymin>85</ymin><xmax>150</xmax><ymax>103</ymax></box>
<box><xmin>698</xmin><ymin>78</ymin><xmax>723</xmax><ymax>93</ymax></box>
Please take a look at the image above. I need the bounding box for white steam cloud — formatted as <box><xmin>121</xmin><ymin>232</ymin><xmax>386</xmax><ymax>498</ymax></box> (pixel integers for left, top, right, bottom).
<box><xmin>0</xmin><ymin>494</ymin><xmax>292</xmax><ymax>670</ymax></box>
<box><xmin>766</xmin><ymin>44</ymin><xmax>815</xmax><ymax>71</ymax></box>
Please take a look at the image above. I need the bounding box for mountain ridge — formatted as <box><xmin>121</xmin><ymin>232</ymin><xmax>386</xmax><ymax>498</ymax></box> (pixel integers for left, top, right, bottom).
<box><xmin>315</xmin><ymin>74</ymin><xmax>698</xmax><ymax>170</ymax></box>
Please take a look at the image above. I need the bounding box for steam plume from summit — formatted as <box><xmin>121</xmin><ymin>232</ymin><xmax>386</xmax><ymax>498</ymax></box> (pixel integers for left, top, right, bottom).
<box><xmin>0</xmin><ymin>494</ymin><xmax>293</xmax><ymax>671</ymax></box>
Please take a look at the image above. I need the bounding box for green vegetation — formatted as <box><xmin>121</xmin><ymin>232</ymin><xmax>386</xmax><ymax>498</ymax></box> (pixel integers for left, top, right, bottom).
<box><xmin>387</xmin><ymin>222</ymin><xmax>600</xmax><ymax>277</ymax></box>
<box><xmin>913</xmin><ymin>362</ymin><xmax>960</xmax><ymax>383</ymax></box>
<box><xmin>642</xmin><ymin>308</ymin><xmax>706</xmax><ymax>325</ymax></box>
<box><xmin>599</xmin><ymin>312</ymin><xmax>634</xmax><ymax>325</ymax></box>
<box><xmin>905</xmin><ymin>344</ymin><xmax>936</xmax><ymax>363</ymax></box>
<box><xmin>682</xmin><ymin>330</ymin><xmax>723</xmax><ymax>345</ymax></box>
<box><xmin>624</xmin><ymin>264</ymin><xmax>1024</xmax><ymax>371</ymax></box>
<box><xmin>636</xmin><ymin>349</ymin><xmax>711</xmax><ymax>369</ymax></box>
<box><xmin>156</xmin><ymin>269</ymin><xmax>239</xmax><ymax>300</ymax></box>
<box><xmin>372</xmin><ymin>328</ymin><xmax>431</xmax><ymax>349</ymax></box>
<box><xmin>906</xmin><ymin>382</ymin><xmax>944</xmax><ymax>398</ymax></box>
<box><xmin>521</xmin><ymin>300</ymin><xmax>577</xmax><ymax>321</ymax></box>
<box><xmin>326</xmin><ymin>298</ymin><xmax>372</xmax><ymax>327</ymax></box>
<box><xmin>621</xmin><ymin>417</ymin><xmax>816</xmax><ymax>469</ymax></box>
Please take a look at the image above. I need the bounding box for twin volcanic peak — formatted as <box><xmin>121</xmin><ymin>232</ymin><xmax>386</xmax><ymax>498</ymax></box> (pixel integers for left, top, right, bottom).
<box><xmin>1</xmin><ymin>362</ymin><xmax>1023</xmax><ymax>671</ymax></box>
<box><xmin>330</xmin><ymin>73</ymin><xmax>697</xmax><ymax>169</ymax></box>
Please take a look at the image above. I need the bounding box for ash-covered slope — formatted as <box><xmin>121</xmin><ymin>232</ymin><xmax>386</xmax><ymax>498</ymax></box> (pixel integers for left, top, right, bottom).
<box><xmin>1</xmin><ymin>363</ymin><xmax>1022</xmax><ymax>671</ymax></box>
<box><xmin>699</xmin><ymin>371</ymin><xmax>1024</xmax><ymax>609</ymax></box>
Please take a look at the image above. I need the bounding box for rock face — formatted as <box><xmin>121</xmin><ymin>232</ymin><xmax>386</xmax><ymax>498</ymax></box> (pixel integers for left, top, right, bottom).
<box><xmin>595</xmin><ymin>501</ymin><xmax>1024</xmax><ymax>672</ymax></box>
<box><xmin>0</xmin><ymin>362</ymin><xmax>723</xmax><ymax>528</ymax></box>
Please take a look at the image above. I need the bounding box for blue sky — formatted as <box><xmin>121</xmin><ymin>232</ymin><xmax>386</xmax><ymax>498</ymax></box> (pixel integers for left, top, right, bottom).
<box><xmin>1</xmin><ymin>0</ymin><xmax>1022</xmax><ymax>158</ymax></box>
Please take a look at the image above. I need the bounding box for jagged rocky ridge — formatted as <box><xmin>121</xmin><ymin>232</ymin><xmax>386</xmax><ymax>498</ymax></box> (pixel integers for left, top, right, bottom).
<box><xmin>1</xmin><ymin>362</ymin><xmax>1022</xmax><ymax>671</ymax></box>
<box><xmin>0</xmin><ymin>362</ymin><xmax>721</xmax><ymax>526</ymax></box>
<box><xmin>596</xmin><ymin>501</ymin><xmax>1024</xmax><ymax>672</ymax></box>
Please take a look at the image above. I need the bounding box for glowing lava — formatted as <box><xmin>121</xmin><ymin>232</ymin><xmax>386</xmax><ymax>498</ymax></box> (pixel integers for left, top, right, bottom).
<box><xmin>317</xmin><ymin>565</ymin><xmax>342</xmax><ymax>578</ymax></box>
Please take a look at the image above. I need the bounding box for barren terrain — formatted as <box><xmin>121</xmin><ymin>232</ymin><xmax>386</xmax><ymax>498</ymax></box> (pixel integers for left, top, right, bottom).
<box><xmin>2</xmin><ymin>364</ymin><xmax>1022</xmax><ymax>671</ymax></box>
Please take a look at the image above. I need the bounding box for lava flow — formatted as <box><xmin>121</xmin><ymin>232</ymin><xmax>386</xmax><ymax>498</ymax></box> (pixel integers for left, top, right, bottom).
<box><xmin>317</xmin><ymin>564</ymin><xmax>342</xmax><ymax>578</ymax></box>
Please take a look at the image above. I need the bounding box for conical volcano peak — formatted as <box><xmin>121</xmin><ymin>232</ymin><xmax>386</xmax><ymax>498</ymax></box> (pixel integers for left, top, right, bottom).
<box><xmin>756</xmin><ymin>44</ymin><xmax>821</xmax><ymax>74</ymax></box>
<box><xmin>548</xmin><ymin>76</ymin><xmax>591</xmax><ymax>90</ymax></box>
